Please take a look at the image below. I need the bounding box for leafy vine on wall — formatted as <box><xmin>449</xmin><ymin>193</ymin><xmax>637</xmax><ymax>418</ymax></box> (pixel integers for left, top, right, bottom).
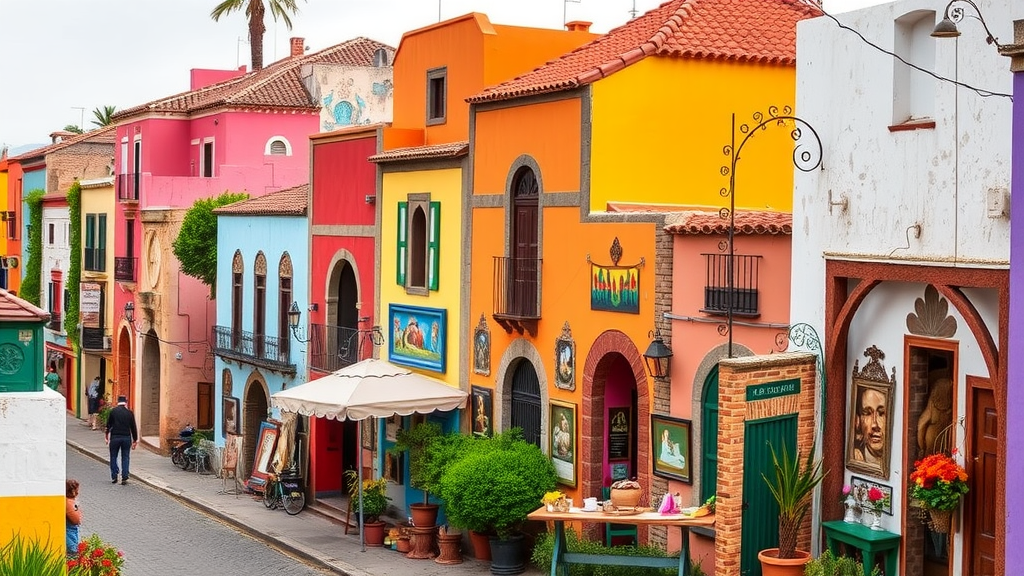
<box><xmin>66</xmin><ymin>181</ymin><xmax>82</xmax><ymax>352</ymax></box>
<box><xmin>20</xmin><ymin>189</ymin><xmax>45</xmax><ymax>306</ymax></box>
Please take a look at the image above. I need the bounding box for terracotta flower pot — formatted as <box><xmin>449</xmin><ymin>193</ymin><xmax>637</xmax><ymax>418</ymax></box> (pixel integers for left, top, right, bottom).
<box><xmin>363</xmin><ymin>521</ymin><xmax>387</xmax><ymax>547</ymax></box>
<box><xmin>758</xmin><ymin>548</ymin><xmax>810</xmax><ymax>576</ymax></box>
<box><xmin>410</xmin><ymin>503</ymin><xmax>439</xmax><ymax>527</ymax></box>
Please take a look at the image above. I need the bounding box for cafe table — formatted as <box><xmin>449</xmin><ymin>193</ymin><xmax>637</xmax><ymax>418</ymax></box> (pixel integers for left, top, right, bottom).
<box><xmin>528</xmin><ymin>506</ymin><xmax>715</xmax><ymax>576</ymax></box>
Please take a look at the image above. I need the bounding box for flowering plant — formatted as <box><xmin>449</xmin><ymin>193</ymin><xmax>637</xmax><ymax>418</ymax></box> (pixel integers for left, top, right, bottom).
<box><xmin>67</xmin><ymin>534</ymin><xmax>124</xmax><ymax>576</ymax></box>
<box><xmin>865</xmin><ymin>486</ymin><xmax>887</xmax><ymax>513</ymax></box>
<box><xmin>541</xmin><ymin>490</ymin><xmax>565</xmax><ymax>505</ymax></box>
<box><xmin>840</xmin><ymin>484</ymin><xmax>854</xmax><ymax>504</ymax></box>
<box><xmin>909</xmin><ymin>451</ymin><xmax>969</xmax><ymax>511</ymax></box>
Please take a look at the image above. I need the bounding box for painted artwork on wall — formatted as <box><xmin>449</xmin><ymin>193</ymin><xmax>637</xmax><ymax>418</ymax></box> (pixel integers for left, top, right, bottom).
<box><xmin>473</xmin><ymin>314</ymin><xmax>490</xmax><ymax>376</ymax></box>
<box><xmin>554</xmin><ymin>322</ymin><xmax>575</xmax><ymax>391</ymax></box>
<box><xmin>845</xmin><ymin>345</ymin><xmax>896</xmax><ymax>480</ymax></box>
<box><xmin>651</xmin><ymin>414</ymin><xmax>692</xmax><ymax>483</ymax></box>
<box><xmin>388</xmin><ymin>304</ymin><xmax>447</xmax><ymax>373</ymax></box>
<box><xmin>550</xmin><ymin>400</ymin><xmax>577</xmax><ymax>487</ymax></box>
<box><xmin>471</xmin><ymin>386</ymin><xmax>493</xmax><ymax>438</ymax></box>
<box><xmin>590</xmin><ymin>265</ymin><xmax>640</xmax><ymax>314</ymax></box>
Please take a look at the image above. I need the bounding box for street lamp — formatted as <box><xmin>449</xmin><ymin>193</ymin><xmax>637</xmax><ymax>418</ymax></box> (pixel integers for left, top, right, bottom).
<box><xmin>287</xmin><ymin>301</ymin><xmax>309</xmax><ymax>343</ymax></box>
<box><xmin>931</xmin><ymin>0</ymin><xmax>1004</xmax><ymax>48</ymax></box>
<box><xmin>642</xmin><ymin>329</ymin><xmax>673</xmax><ymax>380</ymax></box>
<box><xmin>123</xmin><ymin>301</ymin><xmax>135</xmax><ymax>323</ymax></box>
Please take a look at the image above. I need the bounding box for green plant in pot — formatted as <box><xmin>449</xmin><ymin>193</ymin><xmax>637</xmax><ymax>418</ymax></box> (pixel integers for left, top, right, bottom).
<box><xmin>438</xmin><ymin>429</ymin><xmax>556</xmax><ymax>575</ymax></box>
<box><xmin>389</xmin><ymin>421</ymin><xmax>449</xmax><ymax>526</ymax></box>
<box><xmin>345</xmin><ymin>470</ymin><xmax>391</xmax><ymax>546</ymax></box>
<box><xmin>758</xmin><ymin>441</ymin><xmax>826</xmax><ymax>576</ymax></box>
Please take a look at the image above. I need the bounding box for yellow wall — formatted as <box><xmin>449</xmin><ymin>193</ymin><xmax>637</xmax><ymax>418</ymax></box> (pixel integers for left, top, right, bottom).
<box><xmin>81</xmin><ymin>183</ymin><xmax>115</xmax><ymax>328</ymax></box>
<box><xmin>0</xmin><ymin>495</ymin><xmax>64</xmax><ymax>556</ymax></box>
<box><xmin>0</xmin><ymin>166</ymin><xmax>7</xmax><ymax>265</ymax></box>
<box><xmin>379</xmin><ymin>168</ymin><xmax>464</xmax><ymax>386</ymax></box>
<box><xmin>590</xmin><ymin>58</ymin><xmax>798</xmax><ymax>212</ymax></box>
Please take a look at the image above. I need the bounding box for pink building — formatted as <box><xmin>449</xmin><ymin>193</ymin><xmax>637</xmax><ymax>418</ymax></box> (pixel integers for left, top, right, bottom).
<box><xmin>110</xmin><ymin>37</ymin><xmax>394</xmax><ymax>444</ymax></box>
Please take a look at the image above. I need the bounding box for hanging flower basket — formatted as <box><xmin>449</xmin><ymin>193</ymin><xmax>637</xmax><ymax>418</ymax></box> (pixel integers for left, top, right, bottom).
<box><xmin>927</xmin><ymin>508</ymin><xmax>953</xmax><ymax>534</ymax></box>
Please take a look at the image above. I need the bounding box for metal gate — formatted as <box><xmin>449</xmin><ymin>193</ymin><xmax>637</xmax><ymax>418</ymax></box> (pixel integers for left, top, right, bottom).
<box><xmin>510</xmin><ymin>360</ymin><xmax>541</xmax><ymax>447</ymax></box>
<box><xmin>740</xmin><ymin>415</ymin><xmax>797</xmax><ymax>576</ymax></box>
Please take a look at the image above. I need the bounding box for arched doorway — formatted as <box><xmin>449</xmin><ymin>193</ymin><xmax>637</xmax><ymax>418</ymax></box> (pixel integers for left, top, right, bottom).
<box><xmin>509</xmin><ymin>359</ymin><xmax>541</xmax><ymax>447</ymax></box>
<box><xmin>140</xmin><ymin>331</ymin><xmax>160</xmax><ymax>436</ymax></box>
<box><xmin>590</xmin><ymin>353</ymin><xmax>638</xmax><ymax>485</ymax></box>
<box><xmin>242</xmin><ymin>375</ymin><xmax>269</xmax><ymax>477</ymax></box>
<box><xmin>116</xmin><ymin>326</ymin><xmax>133</xmax><ymax>405</ymax></box>
<box><xmin>326</xmin><ymin>258</ymin><xmax>361</xmax><ymax>365</ymax></box>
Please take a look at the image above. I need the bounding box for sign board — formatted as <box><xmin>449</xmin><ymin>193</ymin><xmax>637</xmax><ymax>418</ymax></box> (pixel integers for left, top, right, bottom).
<box><xmin>746</xmin><ymin>378</ymin><xmax>801</xmax><ymax>402</ymax></box>
<box><xmin>81</xmin><ymin>283</ymin><xmax>102</xmax><ymax>328</ymax></box>
<box><xmin>607</xmin><ymin>407</ymin><xmax>631</xmax><ymax>461</ymax></box>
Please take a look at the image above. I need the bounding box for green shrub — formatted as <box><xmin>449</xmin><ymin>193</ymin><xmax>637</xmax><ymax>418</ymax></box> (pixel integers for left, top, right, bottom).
<box><xmin>0</xmin><ymin>533</ymin><xmax>64</xmax><ymax>576</ymax></box>
<box><xmin>804</xmin><ymin>549</ymin><xmax>879</xmax><ymax>576</ymax></box>
<box><xmin>172</xmin><ymin>191</ymin><xmax>249</xmax><ymax>297</ymax></box>
<box><xmin>20</xmin><ymin>190</ymin><xmax>45</xmax><ymax>306</ymax></box>
<box><xmin>437</xmin><ymin>428</ymin><xmax>555</xmax><ymax>538</ymax></box>
<box><xmin>530</xmin><ymin>529</ymin><xmax>681</xmax><ymax>576</ymax></box>
<box><xmin>389</xmin><ymin>421</ymin><xmax>444</xmax><ymax>503</ymax></box>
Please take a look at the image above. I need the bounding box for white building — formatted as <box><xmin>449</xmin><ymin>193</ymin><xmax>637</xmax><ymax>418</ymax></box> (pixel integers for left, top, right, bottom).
<box><xmin>792</xmin><ymin>1</ymin><xmax>1019</xmax><ymax>575</ymax></box>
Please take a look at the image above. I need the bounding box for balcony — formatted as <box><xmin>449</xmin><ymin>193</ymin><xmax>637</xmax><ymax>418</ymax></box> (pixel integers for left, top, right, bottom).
<box><xmin>700</xmin><ymin>253</ymin><xmax>762</xmax><ymax>317</ymax></box>
<box><xmin>211</xmin><ymin>325</ymin><xmax>296</xmax><ymax>374</ymax></box>
<box><xmin>308</xmin><ymin>324</ymin><xmax>365</xmax><ymax>374</ymax></box>
<box><xmin>84</xmin><ymin>248</ymin><xmax>106</xmax><ymax>272</ymax></box>
<box><xmin>82</xmin><ymin>327</ymin><xmax>110</xmax><ymax>351</ymax></box>
<box><xmin>114</xmin><ymin>257</ymin><xmax>137</xmax><ymax>282</ymax></box>
<box><xmin>492</xmin><ymin>256</ymin><xmax>542</xmax><ymax>336</ymax></box>
<box><xmin>116</xmin><ymin>173</ymin><xmax>139</xmax><ymax>202</ymax></box>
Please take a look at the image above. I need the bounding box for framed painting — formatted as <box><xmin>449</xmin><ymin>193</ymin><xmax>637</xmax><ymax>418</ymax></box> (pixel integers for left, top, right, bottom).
<box><xmin>385</xmin><ymin>415</ymin><xmax>400</xmax><ymax>442</ymax></box>
<box><xmin>249</xmin><ymin>421</ymin><xmax>280</xmax><ymax>484</ymax></box>
<box><xmin>473</xmin><ymin>314</ymin><xmax>491</xmax><ymax>376</ymax></box>
<box><xmin>388</xmin><ymin>303</ymin><xmax>447</xmax><ymax>373</ymax></box>
<box><xmin>851</xmin><ymin>475</ymin><xmax>894</xmax><ymax>516</ymax></box>
<box><xmin>651</xmin><ymin>414</ymin><xmax>692</xmax><ymax>483</ymax></box>
<box><xmin>845</xmin><ymin>377</ymin><xmax>895</xmax><ymax>479</ymax></box>
<box><xmin>549</xmin><ymin>399</ymin><xmax>577</xmax><ymax>487</ymax></box>
<box><xmin>554</xmin><ymin>322</ymin><xmax>575</xmax><ymax>391</ymax></box>
<box><xmin>471</xmin><ymin>385</ymin><xmax>493</xmax><ymax>438</ymax></box>
<box><xmin>222</xmin><ymin>396</ymin><xmax>240</xmax><ymax>438</ymax></box>
<box><xmin>590</xmin><ymin>264</ymin><xmax>640</xmax><ymax>314</ymax></box>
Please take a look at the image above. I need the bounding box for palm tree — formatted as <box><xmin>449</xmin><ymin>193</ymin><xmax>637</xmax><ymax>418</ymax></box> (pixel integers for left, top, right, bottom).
<box><xmin>63</xmin><ymin>124</ymin><xmax>84</xmax><ymax>134</ymax></box>
<box><xmin>210</xmin><ymin>0</ymin><xmax>304</xmax><ymax>71</ymax></box>
<box><xmin>91</xmin><ymin>106</ymin><xmax>117</xmax><ymax>127</ymax></box>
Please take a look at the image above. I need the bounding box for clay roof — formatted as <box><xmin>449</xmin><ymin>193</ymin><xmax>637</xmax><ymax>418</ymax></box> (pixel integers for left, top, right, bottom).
<box><xmin>114</xmin><ymin>38</ymin><xmax>395</xmax><ymax>120</ymax></box>
<box><xmin>664</xmin><ymin>210</ymin><xmax>792</xmax><ymax>235</ymax></box>
<box><xmin>0</xmin><ymin>288</ymin><xmax>51</xmax><ymax>322</ymax></box>
<box><xmin>214</xmin><ymin>184</ymin><xmax>308</xmax><ymax>216</ymax></box>
<box><xmin>9</xmin><ymin>126</ymin><xmax>116</xmax><ymax>162</ymax></box>
<box><xmin>470</xmin><ymin>0</ymin><xmax>820</xmax><ymax>103</ymax></box>
<box><xmin>368</xmin><ymin>141</ymin><xmax>469</xmax><ymax>163</ymax></box>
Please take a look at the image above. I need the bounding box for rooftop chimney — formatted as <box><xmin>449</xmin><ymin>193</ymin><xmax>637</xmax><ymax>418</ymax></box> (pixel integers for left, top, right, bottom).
<box><xmin>291</xmin><ymin>37</ymin><xmax>306</xmax><ymax>57</ymax></box>
<box><xmin>565</xmin><ymin>21</ymin><xmax>592</xmax><ymax>33</ymax></box>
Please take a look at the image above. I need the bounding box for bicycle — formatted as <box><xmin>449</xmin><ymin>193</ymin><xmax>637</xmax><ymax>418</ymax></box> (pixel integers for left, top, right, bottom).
<box><xmin>263</xmin><ymin>471</ymin><xmax>305</xmax><ymax>515</ymax></box>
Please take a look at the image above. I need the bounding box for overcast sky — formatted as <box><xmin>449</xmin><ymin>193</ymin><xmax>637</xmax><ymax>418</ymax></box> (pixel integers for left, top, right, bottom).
<box><xmin>0</xmin><ymin>0</ymin><xmax>882</xmax><ymax>149</ymax></box>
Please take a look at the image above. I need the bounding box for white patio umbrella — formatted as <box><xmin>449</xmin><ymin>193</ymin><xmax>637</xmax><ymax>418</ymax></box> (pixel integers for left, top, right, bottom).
<box><xmin>270</xmin><ymin>358</ymin><xmax>468</xmax><ymax>550</ymax></box>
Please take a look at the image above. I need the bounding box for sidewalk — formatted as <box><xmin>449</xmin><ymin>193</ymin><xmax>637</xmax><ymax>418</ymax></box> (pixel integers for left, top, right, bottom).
<box><xmin>65</xmin><ymin>414</ymin><xmax>541</xmax><ymax>576</ymax></box>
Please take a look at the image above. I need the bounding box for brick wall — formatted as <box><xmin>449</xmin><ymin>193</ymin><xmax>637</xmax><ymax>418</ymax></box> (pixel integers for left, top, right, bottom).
<box><xmin>47</xmin><ymin>143</ymin><xmax>114</xmax><ymax>194</ymax></box>
<box><xmin>715</xmin><ymin>352</ymin><xmax>817</xmax><ymax>576</ymax></box>
<box><xmin>649</xmin><ymin>218</ymin><xmax>672</xmax><ymax>547</ymax></box>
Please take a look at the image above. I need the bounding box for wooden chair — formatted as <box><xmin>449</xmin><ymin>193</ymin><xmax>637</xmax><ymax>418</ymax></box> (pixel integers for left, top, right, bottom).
<box><xmin>602</xmin><ymin>487</ymin><xmax>638</xmax><ymax>546</ymax></box>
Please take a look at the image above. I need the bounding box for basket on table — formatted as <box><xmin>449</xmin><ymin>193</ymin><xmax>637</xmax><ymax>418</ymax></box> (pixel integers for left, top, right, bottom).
<box><xmin>609</xmin><ymin>479</ymin><xmax>643</xmax><ymax>507</ymax></box>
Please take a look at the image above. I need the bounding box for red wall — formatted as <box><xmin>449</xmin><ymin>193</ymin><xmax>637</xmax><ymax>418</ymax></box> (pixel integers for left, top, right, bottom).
<box><xmin>311</xmin><ymin>136</ymin><xmax>377</xmax><ymax>227</ymax></box>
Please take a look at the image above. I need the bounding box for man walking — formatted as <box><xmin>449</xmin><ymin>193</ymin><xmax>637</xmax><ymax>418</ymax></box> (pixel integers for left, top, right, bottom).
<box><xmin>105</xmin><ymin>396</ymin><xmax>138</xmax><ymax>485</ymax></box>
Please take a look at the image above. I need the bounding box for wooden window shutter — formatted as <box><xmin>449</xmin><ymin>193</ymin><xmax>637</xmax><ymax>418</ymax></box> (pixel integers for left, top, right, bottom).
<box><xmin>397</xmin><ymin>202</ymin><xmax>408</xmax><ymax>286</ymax></box>
<box><xmin>428</xmin><ymin>201</ymin><xmax>441</xmax><ymax>290</ymax></box>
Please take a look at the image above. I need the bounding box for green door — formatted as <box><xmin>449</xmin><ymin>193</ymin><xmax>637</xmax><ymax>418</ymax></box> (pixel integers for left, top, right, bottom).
<box><xmin>700</xmin><ymin>366</ymin><xmax>719</xmax><ymax>502</ymax></box>
<box><xmin>740</xmin><ymin>415</ymin><xmax>797</xmax><ymax>576</ymax></box>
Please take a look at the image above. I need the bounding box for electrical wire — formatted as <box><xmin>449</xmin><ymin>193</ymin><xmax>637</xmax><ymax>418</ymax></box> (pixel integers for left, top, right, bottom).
<box><xmin>818</xmin><ymin>7</ymin><xmax>1012</xmax><ymax>102</ymax></box>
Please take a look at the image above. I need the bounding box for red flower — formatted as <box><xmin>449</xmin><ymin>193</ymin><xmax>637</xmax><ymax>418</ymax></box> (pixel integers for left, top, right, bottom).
<box><xmin>93</xmin><ymin>548</ymin><xmax>105</xmax><ymax>557</ymax></box>
<box><xmin>867</xmin><ymin>486</ymin><xmax>884</xmax><ymax>503</ymax></box>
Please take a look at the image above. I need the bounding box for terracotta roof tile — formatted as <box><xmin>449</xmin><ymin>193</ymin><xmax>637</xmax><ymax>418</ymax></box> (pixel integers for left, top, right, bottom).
<box><xmin>470</xmin><ymin>0</ymin><xmax>820</xmax><ymax>103</ymax></box>
<box><xmin>9</xmin><ymin>126</ymin><xmax>116</xmax><ymax>161</ymax></box>
<box><xmin>214</xmin><ymin>184</ymin><xmax>309</xmax><ymax>216</ymax></box>
<box><xmin>0</xmin><ymin>288</ymin><xmax>51</xmax><ymax>322</ymax></box>
<box><xmin>368</xmin><ymin>141</ymin><xmax>468</xmax><ymax>163</ymax></box>
<box><xmin>114</xmin><ymin>38</ymin><xmax>395</xmax><ymax>120</ymax></box>
<box><xmin>664</xmin><ymin>210</ymin><xmax>792</xmax><ymax>235</ymax></box>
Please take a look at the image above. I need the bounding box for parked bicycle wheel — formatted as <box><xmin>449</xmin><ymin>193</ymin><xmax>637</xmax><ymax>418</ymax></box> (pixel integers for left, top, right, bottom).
<box><xmin>263</xmin><ymin>480</ymin><xmax>279</xmax><ymax>509</ymax></box>
<box><xmin>282</xmin><ymin>490</ymin><xmax>305</xmax><ymax>515</ymax></box>
<box><xmin>171</xmin><ymin>446</ymin><xmax>187</xmax><ymax>469</ymax></box>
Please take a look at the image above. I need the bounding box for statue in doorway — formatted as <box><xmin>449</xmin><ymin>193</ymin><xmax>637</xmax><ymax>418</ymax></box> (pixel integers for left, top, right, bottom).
<box><xmin>917</xmin><ymin>375</ymin><xmax>953</xmax><ymax>454</ymax></box>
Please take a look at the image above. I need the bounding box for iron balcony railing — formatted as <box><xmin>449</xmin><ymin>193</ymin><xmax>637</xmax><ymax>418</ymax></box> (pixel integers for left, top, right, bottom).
<box><xmin>84</xmin><ymin>248</ymin><xmax>106</xmax><ymax>272</ymax></box>
<box><xmin>211</xmin><ymin>325</ymin><xmax>295</xmax><ymax>373</ymax></box>
<box><xmin>114</xmin><ymin>257</ymin><xmax>137</xmax><ymax>282</ymax></box>
<box><xmin>309</xmin><ymin>323</ymin><xmax>363</xmax><ymax>373</ymax></box>
<box><xmin>116</xmin><ymin>173</ymin><xmax>140</xmax><ymax>202</ymax></box>
<box><xmin>701</xmin><ymin>253</ymin><xmax>762</xmax><ymax>316</ymax></box>
<box><xmin>492</xmin><ymin>256</ymin><xmax>542</xmax><ymax>319</ymax></box>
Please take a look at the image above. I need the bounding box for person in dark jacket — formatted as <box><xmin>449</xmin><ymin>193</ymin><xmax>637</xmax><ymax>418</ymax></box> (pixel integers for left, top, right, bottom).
<box><xmin>105</xmin><ymin>395</ymin><xmax>138</xmax><ymax>485</ymax></box>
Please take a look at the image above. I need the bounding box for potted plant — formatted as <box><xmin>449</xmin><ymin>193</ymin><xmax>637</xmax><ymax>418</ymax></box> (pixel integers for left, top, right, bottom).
<box><xmin>758</xmin><ymin>442</ymin><xmax>826</xmax><ymax>576</ymax></box>
<box><xmin>437</xmin><ymin>429</ymin><xmax>556</xmax><ymax>575</ymax></box>
<box><xmin>804</xmin><ymin>549</ymin><xmax>878</xmax><ymax>576</ymax></box>
<box><xmin>389</xmin><ymin>421</ymin><xmax>445</xmax><ymax>527</ymax></box>
<box><xmin>344</xmin><ymin>470</ymin><xmax>392</xmax><ymax>547</ymax></box>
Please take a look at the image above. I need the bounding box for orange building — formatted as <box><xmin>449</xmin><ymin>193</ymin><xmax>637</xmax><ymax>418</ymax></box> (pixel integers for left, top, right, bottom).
<box><xmin>465</xmin><ymin>0</ymin><xmax>816</xmax><ymax>571</ymax></box>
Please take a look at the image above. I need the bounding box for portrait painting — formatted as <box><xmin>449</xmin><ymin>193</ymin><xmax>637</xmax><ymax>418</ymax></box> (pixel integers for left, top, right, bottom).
<box><xmin>549</xmin><ymin>400</ymin><xmax>577</xmax><ymax>487</ymax></box>
<box><xmin>845</xmin><ymin>377</ymin><xmax>895</xmax><ymax>479</ymax></box>
<box><xmin>388</xmin><ymin>304</ymin><xmax>447</xmax><ymax>373</ymax></box>
<box><xmin>651</xmin><ymin>414</ymin><xmax>692</xmax><ymax>483</ymax></box>
<box><xmin>222</xmin><ymin>396</ymin><xmax>240</xmax><ymax>438</ymax></box>
<box><xmin>554</xmin><ymin>321</ymin><xmax>575</xmax><ymax>391</ymax></box>
<box><xmin>473</xmin><ymin>314</ymin><xmax>491</xmax><ymax>376</ymax></box>
<box><xmin>471</xmin><ymin>386</ymin><xmax>493</xmax><ymax>438</ymax></box>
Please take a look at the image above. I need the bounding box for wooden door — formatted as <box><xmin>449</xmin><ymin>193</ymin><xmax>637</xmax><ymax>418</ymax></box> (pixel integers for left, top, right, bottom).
<box><xmin>965</xmin><ymin>382</ymin><xmax>996</xmax><ymax>575</ymax></box>
<box><xmin>511</xmin><ymin>202</ymin><xmax>538</xmax><ymax>317</ymax></box>
<box><xmin>741</xmin><ymin>415</ymin><xmax>797</xmax><ymax>576</ymax></box>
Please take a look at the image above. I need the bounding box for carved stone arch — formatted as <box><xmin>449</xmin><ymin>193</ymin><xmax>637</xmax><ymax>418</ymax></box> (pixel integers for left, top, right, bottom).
<box><xmin>279</xmin><ymin>252</ymin><xmax>293</xmax><ymax>278</ymax></box>
<box><xmin>505</xmin><ymin>155</ymin><xmax>544</xmax><ymax>199</ymax></box>
<box><xmin>325</xmin><ymin>249</ymin><xmax>362</xmax><ymax>328</ymax></box>
<box><xmin>690</xmin><ymin>342</ymin><xmax>755</xmax><ymax>504</ymax></box>
<box><xmin>254</xmin><ymin>251</ymin><xmax>267</xmax><ymax>276</ymax></box>
<box><xmin>494</xmin><ymin>338</ymin><xmax>549</xmax><ymax>446</ymax></box>
<box><xmin>232</xmin><ymin>250</ymin><xmax>244</xmax><ymax>274</ymax></box>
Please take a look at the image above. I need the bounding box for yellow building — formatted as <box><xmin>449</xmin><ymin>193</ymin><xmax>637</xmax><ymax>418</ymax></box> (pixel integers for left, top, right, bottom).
<box><xmin>78</xmin><ymin>176</ymin><xmax>116</xmax><ymax>416</ymax></box>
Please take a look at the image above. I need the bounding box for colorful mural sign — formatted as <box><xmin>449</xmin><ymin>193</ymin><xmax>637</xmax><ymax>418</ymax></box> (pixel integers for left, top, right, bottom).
<box><xmin>590</xmin><ymin>265</ymin><xmax>639</xmax><ymax>314</ymax></box>
<box><xmin>388</xmin><ymin>304</ymin><xmax>447</xmax><ymax>373</ymax></box>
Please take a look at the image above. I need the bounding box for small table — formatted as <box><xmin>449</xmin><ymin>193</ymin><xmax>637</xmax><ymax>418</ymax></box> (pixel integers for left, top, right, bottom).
<box><xmin>528</xmin><ymin>507</ymin><xmax>715</xmax><ymax>576</ymax></box>
<box><xmin>822</xmin><ymin>520</ymin><xmax>900</xmax><ymax>576</ymax></box>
